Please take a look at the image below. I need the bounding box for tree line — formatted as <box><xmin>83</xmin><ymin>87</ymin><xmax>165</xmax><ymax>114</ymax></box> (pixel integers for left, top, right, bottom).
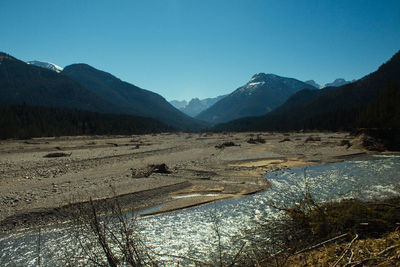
<box><xmin>0</xmin><ymin>104</ymin><xmax>175</xmax><ymax>139</ymax></box>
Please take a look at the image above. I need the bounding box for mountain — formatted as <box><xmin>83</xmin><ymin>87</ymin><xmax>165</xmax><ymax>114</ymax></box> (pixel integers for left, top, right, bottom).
<box><xmin>305</xmin><ymin>78</ymin><xmax>353</xmax><ymax>89</ymax></box>
<box><xmin>62</xmin><ymin>64</ymin><xmax>206</xmax><ymax>130</ymax></box>
<box><xmin>27</xmin><ymin>60</ymin><xmax>63</xmax><ymax>73</ymax></box>
<box><xmin>170</xmin><ymin>95</ymin><xmax>227</xmax><ymax>117</ymax></box>
<box><xmin>0</xmin><ymin>52</ymin><xmax>120</xmax><ymax>114</ymax></box>
<box><xmin>182</xmin><ymin>95</ymin><xmax>227</xmax><ymax>117</ymax></box>
<box><xmin>170</xmin><ymin>100</ymin><xmax>187</xmax><ymax>109</ymax></box>
<box><xmin>214</xmin><ymin>50</ymin><xmax>400</xmax><ymax>132</ymax></box>
<box><xmin>305</xmin><ymin>80</ymin><xmax>321</xmax><ymax>89</ymax></box>
<box><xmin>196</xmin><ymin>73</ymin><xmax>315</xmax><ymax>124</ymax></box>
<box><xmin>324</xmin><ymin>78</ymin><xmax>352</xmax><ymax>87</ymax></box>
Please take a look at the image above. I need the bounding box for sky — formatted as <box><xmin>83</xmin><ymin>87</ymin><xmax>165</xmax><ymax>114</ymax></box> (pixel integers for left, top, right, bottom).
<box><xmin>1</xmin><ymin>0</ymin><xmax>399</xmax><ymax>101</ymax></box>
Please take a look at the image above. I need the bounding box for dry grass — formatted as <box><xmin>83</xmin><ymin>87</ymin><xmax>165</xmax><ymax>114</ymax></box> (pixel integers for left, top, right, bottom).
<box><xmin>287</xmin><ymin>230</ymin><xmax>400</xmax><ymax>266</ymax></box>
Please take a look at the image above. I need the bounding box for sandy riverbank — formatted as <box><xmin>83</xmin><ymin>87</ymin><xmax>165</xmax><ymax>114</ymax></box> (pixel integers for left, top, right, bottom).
<box><xmin>0</xmin><ymin>132</ymin><xmax>371</xmax><ymax>232</ymax></box>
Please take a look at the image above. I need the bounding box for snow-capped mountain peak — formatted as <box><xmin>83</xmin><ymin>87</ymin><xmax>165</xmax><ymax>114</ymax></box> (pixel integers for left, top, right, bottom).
<box><xmin>27</xmin><ymin>60</ymin><xmax>63</xmax><ymax>73</ymax></box>
<box><xmin>196</xmin><ymin>73</ymin><xmax>316</xmax><ymax>123</ymax></box>
<box><xmin>250</xmin><ymin>73</ymin><xmax>280</xmax><ymax>82</ymax></box>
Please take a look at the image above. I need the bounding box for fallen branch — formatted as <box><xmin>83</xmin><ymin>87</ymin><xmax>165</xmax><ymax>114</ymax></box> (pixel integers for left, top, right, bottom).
<box><xmin>376</xmin><ymin>244</ymin><xmax>400</xmax><ymax>257</ymax></box>
<box><xmin>348</xmin><ymin>248</ymin><xmax>354</xmax><ymax>265</ymax></box>
<box><xmin>294</xmin><ymin>233</ymin><xmax>348</xmax><ymax>255</ymax></box>
<box><xmin>333</xmin><ymin>234</ymin><xmax>358</xmax><ymax>267</ymax></box>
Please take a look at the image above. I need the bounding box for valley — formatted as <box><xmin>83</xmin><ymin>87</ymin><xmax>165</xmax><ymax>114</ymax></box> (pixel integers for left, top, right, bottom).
<box><xmin>1</xmin><ymin>1</ymin><xmax>400</xmax><ymax>265</ymax></box>
<box><xmin>0</xmin><ymin>131</ymin><xmax>369</xmax><ymax>232</ymax></box>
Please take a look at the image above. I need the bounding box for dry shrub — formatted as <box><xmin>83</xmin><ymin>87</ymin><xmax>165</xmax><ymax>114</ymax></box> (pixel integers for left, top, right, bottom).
<box><xmin>64</xmin><ymin>197</ymin><xmax>157</xmax><ymax>266</ymax></box>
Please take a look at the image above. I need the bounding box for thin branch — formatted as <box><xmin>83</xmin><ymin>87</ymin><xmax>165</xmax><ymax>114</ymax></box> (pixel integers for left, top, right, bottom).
<box><xmin>295</xmin><ymin>233</ymin><xmax>348</xmax><ymax>255</ymax></box>
<box><xmin>333</xmin><ymin>234</ymin><xmax>358</xmax><ymax>267</ymax></box>
<box><xmin>348</xmin><ymin>248</ymin><xmax>354</xmax><ymax>265</ymax></box>
<box><xmin>376</xmin><ymin>244</ymin><xmax>400</xmax><ymax>257</ymax></box>
<box><xmin>228</xmin><ymin>242</ymin><xmax>246</xmax><ymax>267</ymax></box>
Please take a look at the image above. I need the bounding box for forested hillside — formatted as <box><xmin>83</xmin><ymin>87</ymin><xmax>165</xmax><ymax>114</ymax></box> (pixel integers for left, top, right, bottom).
<box><xmin>214</xmin><ymin>51</ymin><xmax>400</xmax><ymax>133</ymax></box>
<box><xmin>0</xmin><ymin>104</ymin><xmax>174</xmax><ymax>139</ymax></box>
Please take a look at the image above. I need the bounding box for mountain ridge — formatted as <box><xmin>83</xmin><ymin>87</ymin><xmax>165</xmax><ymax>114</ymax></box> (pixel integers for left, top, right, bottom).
<box><xmin>0</xmin><ymin>52</ymin><xmax>121</xmax><ymax>114</ymax></box>
<box><xmin>170</xmin><ymin>95</ymin><xmax>227</xmax><ymax>117</ymax></box>
<box><xmin>0</xmin><ymin>52</ymin><xmax>205</xmax><ymax>131</ymax></box>
<box><xmin>214</xmin><ymin>50</ymin><xmax>400</xmax><ymax>132</ymax></box>
<box><xmin>62</xmin><ymin>64</ymin><xmax>206</xmax><ymax>130</ymax></box>
<box><xmin>27</xmin><ymin>60</ymin><xmax>63</xmax><ymax>73</ymax></box>
<box><xmin>196</xmin><ymin>73</ymin><xmax>315</xmax><ymax>124</ymax></box>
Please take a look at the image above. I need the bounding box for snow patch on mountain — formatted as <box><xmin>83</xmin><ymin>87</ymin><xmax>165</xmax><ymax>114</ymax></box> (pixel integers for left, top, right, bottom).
<box><xmin>247</xmin><ymin>81</ymin><xmax>266</xmax><ymax>87</ymax></box>
<box><xmin>27</xmin><ymin>60</ymin><xmax>63</xmax><ymax>73</ymax></box>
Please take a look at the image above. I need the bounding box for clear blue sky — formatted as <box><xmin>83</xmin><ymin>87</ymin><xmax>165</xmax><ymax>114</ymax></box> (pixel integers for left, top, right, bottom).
<box><xmin>1</xmin><ymin>0</ymin><xmax>399</xmax><ymax>101</ymax></box>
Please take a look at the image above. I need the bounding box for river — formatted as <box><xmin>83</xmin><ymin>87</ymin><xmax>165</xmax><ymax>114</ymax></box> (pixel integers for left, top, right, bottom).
<box><xmin>1</xmin><ymin>154</ymin><xmax>400</xmax><ymax>266</ymax></box>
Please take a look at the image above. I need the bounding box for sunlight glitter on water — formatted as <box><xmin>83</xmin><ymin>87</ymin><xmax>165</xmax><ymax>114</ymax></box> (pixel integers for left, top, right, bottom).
<box><xmin>1</xmin><ymin>155</ymin><xmax>400</xmax><ymax>266</ymax></box>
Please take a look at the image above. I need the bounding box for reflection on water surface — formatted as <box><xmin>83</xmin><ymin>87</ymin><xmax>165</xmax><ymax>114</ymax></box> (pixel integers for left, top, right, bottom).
<box><xmin>1</xmin><ymin>155</ymin><xmax>400</xmax><ymax>266</ymax></box>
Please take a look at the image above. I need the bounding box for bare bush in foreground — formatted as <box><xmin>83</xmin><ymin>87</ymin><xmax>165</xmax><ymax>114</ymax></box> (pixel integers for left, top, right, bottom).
<box><xmin>64</xmin><ymin>197</ymin><xmax>157</xmax><ymax>266</ymax></box>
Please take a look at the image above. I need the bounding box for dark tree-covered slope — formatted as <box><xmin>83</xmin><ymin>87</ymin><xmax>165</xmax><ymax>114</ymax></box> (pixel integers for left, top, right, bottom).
<box><xmin>356</xmin><ymin>84</ymin><xmax>400</xmax><ymax>150</ymax></box>
<box><xmin>0</xmin><ymin>104</ymin><xmax>174</xmax><ymax>139</ymax></box>
<box><xmin>196</xmin><ymin>73</ymin><xmax>315</xmax><ymax>124</ymax></box>
<box><xmin>0</xmin><ymin>53</ymin><xmax>120</xmax><ymax>114</ymax></box>
<box><xmin>62</xmin><ymin>64</ymin><xmax>206</xmax><ymax>130</ymax></box>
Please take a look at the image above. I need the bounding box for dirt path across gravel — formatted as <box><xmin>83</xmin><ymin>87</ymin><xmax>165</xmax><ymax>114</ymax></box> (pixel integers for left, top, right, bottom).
<box><xmin>0</xmin><ymin>132</ymin><xmax>370</xmax><ymax>232</ymax></box>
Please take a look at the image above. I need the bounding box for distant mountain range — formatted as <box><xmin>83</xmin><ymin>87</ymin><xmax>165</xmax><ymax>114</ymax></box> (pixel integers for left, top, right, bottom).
<box><xmin>170</xmin><ymin>95</ymin><xmax>227</xmax><ymax>117</ymax></box>
<box><xmin>172</xmin><ymin>77</ymin><xmax>353</xmax><ymax>121</ymax></box>
<box><xmin>324</xmin><ymin>78</ymin><xmax>353</xmax><ymax>88</ymax></box>
<box><xmin>27</xmin><ymin>60</ymin><xmax>63</xmax><ymax>73</ymax></box>
<box><xmin>305</xmin><ymin>78</ymin><xmax>353</xmax><ymax>89</ymax></box>
<box><xmin>2</xmin><ymin>50</ymin><xmax>399</xmax><ymax>141</ymax></box>
<box><xmin>214</xmin><ymin>50</ymin><xmax>400</xmax><ymax>134</ymax></box>
<box><xmin>0</xmin><ymin>52</ymin><xmax>205</xmax><ymax>130</ymax></box>
<box><xmin>170</xmin><ymin>100</ymin><xmax>188</xmax><ymax>109</ymax></box>
<box><xmin>195</xmin><ymin>73</ymin><xmax>315</xmax><ymax>124</ymax></box>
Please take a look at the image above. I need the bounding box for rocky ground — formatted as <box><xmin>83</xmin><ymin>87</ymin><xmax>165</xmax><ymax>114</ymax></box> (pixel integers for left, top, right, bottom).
<box><xmin>0</xmin><ymin>132</ymin><xmax>370</xmax><ymax>232</ymax></box>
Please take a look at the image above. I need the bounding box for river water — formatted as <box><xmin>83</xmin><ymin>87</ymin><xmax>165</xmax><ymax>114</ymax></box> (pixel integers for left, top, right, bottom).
<box><xmin>1</xmin><ymin>155</ymin><xmax>400</xmax><ymax>266</ymax></box>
